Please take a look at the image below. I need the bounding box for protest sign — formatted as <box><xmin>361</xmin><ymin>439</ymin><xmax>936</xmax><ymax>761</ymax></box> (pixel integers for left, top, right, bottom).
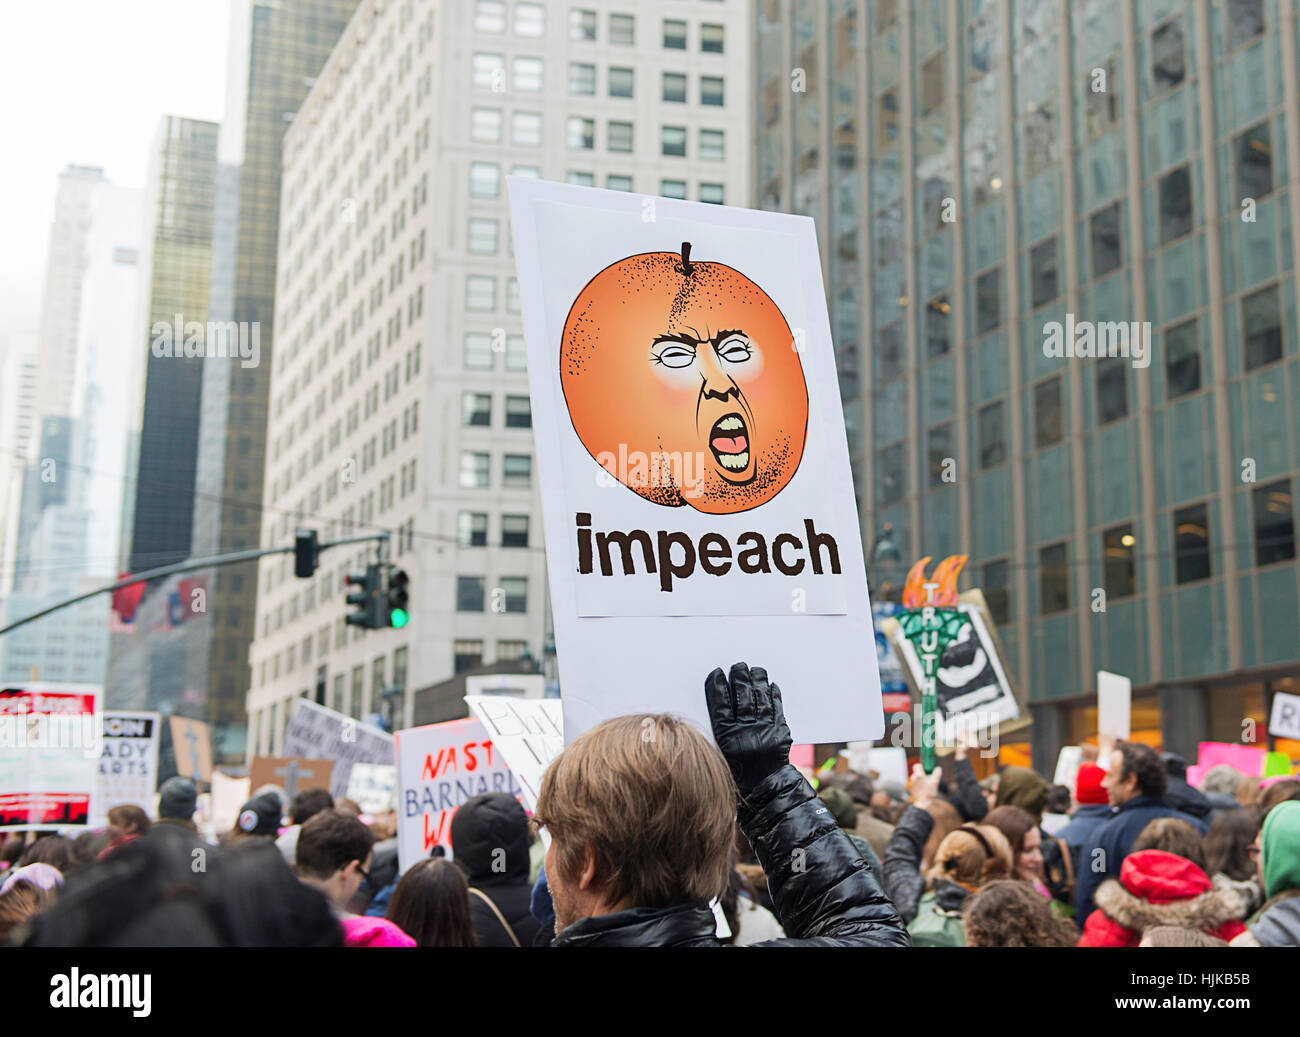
<box><xmin>395</xmin><ymin>717</ymin><xmax>523</xmax><ymax>872</ymax></box>
<box><xmin>508</xmin><ymin>178</ymin><xmax>881</xmax><ymax>746</ymax></box>
<box><xmin>347</xmin><ymin>763</ymin><xmax>398</xmax><ymax>815</ymax></box>
<box><xmin>210</xmin><ymin>771</ymin><xmax>250</xmax><ymax>835</ymax></box>
<box><xmin>845</xmin><ymin>744</ymin><xmax>908</xmax><ymax>787</ymax></box>
<box><xmin>248</xmin><ymin>756</ymin><xmax>334</xmax><ymax>805</ymax></box>
<box><xmin>169</xmin><ymin>715</ymin><xmax>212</xmax><ymax>784</ymax></box>
<box><xmin>464</xmin><ymin>674</ymin><xmax>546</xmax><ymax>700</ymax></box>
<box><xmin>0</xmin><ymin>683</ymin><xmax>100</xmax><ymax>830</ymax></box>
<box><xmin>93</xmin><ymin>711</ymin><xmax>161</xmax><ymax>826</ymax></box>
<box><xmin>463</xmin><ymin>696</ymin><xmax>562</xmax><ymax>811</ymax></box>
<box><xmin>1269</xmin><ymin>691</ymin><xmax>1300</xmax><ymax>741</ymax></box>
<box><xmin>1097</xmin><ymin>671</ymin><xmax>1132</xmax><ymax>740</ymax></box>
<box><xmin>281</xmin><ymin>699</ymin><xmax>394</xmax><ymax>800</ymax></box>
<box><xmin>1054</xmin><ymin>746</ymin><xmax>1083</xmax><ymax>791</ymax></box>
<box><xmin>1263</xmin><ymin>751</ymin><xmax>1293</xmax><ymax>778</ymax></box>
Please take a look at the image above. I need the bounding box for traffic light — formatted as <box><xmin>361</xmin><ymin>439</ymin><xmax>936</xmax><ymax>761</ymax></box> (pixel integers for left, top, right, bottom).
<box><xmin>387</xmin><ymin>568</ymin><xmax>410</xmax><ymax>629</ymax></box>
<box><xmin>345</xmin><ymin>564</ymin><xmax>382</xmax><ymax>628</ymax></box>
<box><xmin>294</xmin><ymin>528</ymin><xmax>319</xmax><ymax>578</ymax></box>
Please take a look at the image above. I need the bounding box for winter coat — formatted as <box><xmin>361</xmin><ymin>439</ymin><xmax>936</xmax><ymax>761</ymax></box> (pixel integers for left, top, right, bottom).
<box><xmin>1163</xmin><ymin>777</ymin><xmax>1213</xmax><ymax>820</ymax></box>
<box><xmin>907</xmin><ymin>879</ymin><xmax>970</xmax><ymax>947</ymax></box>
<box><xmin>854</xmin><ymin>812</ymin><xmax>896</xmax><ymax>863</ymax></box>
<box><xmin>1232</xmin><ymin>890</ymin><xmax>1300</xmax><ymax>947</ymax></box>
<box><xmin>1077</xmin><ymin>850</ymin><xmax>1250</xmax><ymax>947</ymax></box>
<box><xmin>1074</xmin><ymin>795</ymin><xmax>1209</xmax><ymax>926</ymax></box>
<box><xmin>551</xmin><ymin>764</ymin><xmax>910</xmax><ymax>947</ymax></box>
<box><xmin>881</xmin><ymin>804</ymin><xmax>933</xmax><ymax>926</ymax></box>
<box><xmin>944</xmin><ymin>757</ymin><xmax>989</xmax><ymax>823</ymax></box>
<box><xmin>1057</xmin><ymin>803</ymin><xmax>1113</xmax><ymax>869</ymax></box>
<box><xmin>450</xmin><ymin>794</ymin><xmax>541</xmax><ymax>948</ymax></box>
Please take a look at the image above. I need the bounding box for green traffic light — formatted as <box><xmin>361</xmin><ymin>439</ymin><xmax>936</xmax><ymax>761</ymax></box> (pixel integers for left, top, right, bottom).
<box><xmin>390</xmin><ymin>608</ymin><xmax>410</xmax><ymax>629</ymax></box>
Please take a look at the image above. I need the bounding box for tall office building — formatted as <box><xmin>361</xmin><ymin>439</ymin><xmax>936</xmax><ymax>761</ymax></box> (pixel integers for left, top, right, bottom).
<box><xmin>0</xmin><ymin>338</ymin><xmax>38</xmax><ymax>595</ymax></box>
<box><xmin>753</xmin><ymin>0</ymin><xmax>1299</xmax><ymax>766</ymax></box>
<box><xmin>246</xmin><ymin>0</ymin><xmax>751</xmax><ymax>753</ymax></box>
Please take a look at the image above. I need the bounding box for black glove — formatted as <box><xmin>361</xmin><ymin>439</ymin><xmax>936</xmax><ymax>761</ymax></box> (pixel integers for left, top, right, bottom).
<box><xmin>705</xmin><ymin>662</ymin><xmax>792</xmax><ymax>796</ymax></box>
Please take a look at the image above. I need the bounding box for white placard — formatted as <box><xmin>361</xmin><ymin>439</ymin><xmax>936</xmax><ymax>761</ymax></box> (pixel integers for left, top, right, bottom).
<box><xmin>0</xmin><ymin>684</ymin><xmax>100</xmax><ymax>831</ymax></box>
<box><xmin>1269</xmin><ymin>691</ymin><xmax>1300</xmax><ymax>740</ymax></box>
<box><xmin>1054</xmin><ymin>746</ymin><xmax>1083</xmax><ymax>791</ymax></box>
<box><xmin>346</xmin><ymin>762</ymin><xmax>397</xmax><ymax>815</ymax></box>
<box><xmin>209</xmin><ymin>771</ymin><xmax>249</xmax><ymax>835</ymax></box>
<box><xmin>1097</xmin><ymin>671</ymin><xmax>1132</xmax><ymax>741</ymax></box>
<box><xmin>844</xmin><ymin>744</ymin><xmax>909</xmax><ymax>787</ymax></box>
<box><xmin>464</xmin><ymin>696</ymin><xmax>563</xmax><ymax>811</ymax></box>
<box><xmin>93</xmin><ymin>711</ymin><xmax>161</xmax><ymax>826</ymax></box>
<box><xmin>281</xmin><ymin>699</ymin><xmax>394</xmax><ymax>800</ymax></box>
<box><xmin>508</xmin><ymin>178</ymin><xmax>882</xmax><ymax>745</ymax></box>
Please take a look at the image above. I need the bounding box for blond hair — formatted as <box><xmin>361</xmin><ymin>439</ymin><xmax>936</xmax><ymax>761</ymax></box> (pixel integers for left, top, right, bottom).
<box><xmin>927</xmin><ymin>823</ymin><xmax>1014</xmax><ymax>888</ymax></box>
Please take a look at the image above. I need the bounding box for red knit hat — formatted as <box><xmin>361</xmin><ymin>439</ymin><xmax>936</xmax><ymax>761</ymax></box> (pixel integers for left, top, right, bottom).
<box><xmin>1075</xmin><ymin>763</ymin><xmax>1109</xmax><ymax>805</ymax></box>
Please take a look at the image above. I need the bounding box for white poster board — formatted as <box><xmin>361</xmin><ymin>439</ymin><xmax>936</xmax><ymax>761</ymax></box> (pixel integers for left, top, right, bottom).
<box><xmin>209</xmin><ymin>771</ymin><xmax>250</xmax><ymax>835</ymax></box>
<box><xmin>1054</xmin><ymin>746</ymin><xmax>1083</xmax><ymax>791</ymax></box>
<box><xmin>394</xmin><ymin>717</ymin><xmax>523</xmax><ymax>872</ymax></box>
<box><xmin>1097</xmin><ymin>671</ymin><xmax>1132</xmax><ymax>741</ymax></box>
<box><xmin>346</xmin><ymin>762</ymin><xmax>398</xmax><ymax>816</ymax></box>
<box><xmin>508</xmin><ymin>178</ymin><xmax>881</xmax><ymax>745</ymax></box>
<box><xmin>93</xmin><ymin>711</ymin><xmax>161</xmax><ymax>826</ymax></box>
<box><xmin>281</xmin><ymin>699</ymin><xmax>395</xmax><ymax>800</ymax></box>
<box><xmin>844</xmin><ymin>744</ymin><xmax>908</xmax><ymax>787</ymax></box>
<box><xmin>1269</xmin><ymin>691</ymin><xmax>1300</xmax><ymax>740</ymax></box>
<box><xmin>464</xmin><ymin>696</ymin><xmax>563</xmax><ymax>811</ymax></box>
<box><xmin>0</xmin><ymin>683</ymin><xmax>100</xmax><ymax>831</ymax></box>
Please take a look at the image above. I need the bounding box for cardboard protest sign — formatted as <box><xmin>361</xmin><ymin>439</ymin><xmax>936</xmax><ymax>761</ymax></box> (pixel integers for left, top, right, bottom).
<box><xmin>210</xmin><ymin>771</ymin><xmax>250</xmax><ymax>834</ymax></box>
<box><xmin>464</xmin><ymin>674</ymin><xmax>546</xmax><ymax>700</ymax></box>
<box><xmin>169</xmin><ymin>715</ymin><xmax>212</xmax><ymax>784</ymax></box>
<box><xmin>395</xmin><ymin>717</ymin><xmax>523</xmax><ymax>872</ymax></box>
<box><xmin>1097</xmin><ymin>671</ymin><xmax>1132</xmax><ymax>740</ymax></box>
<box><xmin>93</xmin><ymin>711</ymin><xmax>161</xmax><ymax>826</ymax></box>
<box><xmin>508</xmin><ymin>178</ymin><xmax>881</xmax><ymax>745</ymax></box>
<box><xmin>1269</xmin><ymin>691</ymin><xmax>1300</xmax><ymax>741</ymax></box>
<box><xmin>0</xmin><ymin>683</ymin><xmax>100</xmax><ymax>830</ymax></box>
<box><xmin>281</xmin><ymin>699</ymin><xmax>394</xmax><ymax>800</ymax></box>
<box><xmin>463</xmin><ymin>696</ymin><xmax>562</xmax><ymax>811</ymax></box>
<box><xmin>346</xmin><ymin>763</ymin><xmax>397</xmax><ymax>815</ymax></box>
<box><xmin>248</xmin><ymin>756</ymin><xmax>334</xmax><ymax>806</ymax></box>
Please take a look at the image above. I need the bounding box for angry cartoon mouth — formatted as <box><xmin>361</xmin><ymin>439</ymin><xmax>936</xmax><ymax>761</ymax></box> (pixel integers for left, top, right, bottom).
<box><xmin>709</xmin><ymin>413</ymin><xmax>750</xmax><ymax>472</ymax></box>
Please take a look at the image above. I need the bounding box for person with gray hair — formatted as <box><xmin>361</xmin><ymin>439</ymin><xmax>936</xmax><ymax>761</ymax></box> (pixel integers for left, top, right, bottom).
<box><xmin>1198</xmin><ymin>764</ymin><xmax>1245</xmax><ymax>813</ymax></box>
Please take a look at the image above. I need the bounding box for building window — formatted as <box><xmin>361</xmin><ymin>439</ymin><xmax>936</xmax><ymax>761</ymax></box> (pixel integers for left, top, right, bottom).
<box><xmin>1030</xmin><ymin>237</ymin><xmax>1059</xmax><ymax>308</ymax></box>
<box><xmin>512</xmin><ymin>111</ymin><xmax>542</xmax><ymax>145</ymax></box>
<box><xmin>663</xmin><ymin>18</ymin><xmax>686</xmax><ymax>49</ymax></box>
<box><xmin>466</xmin><ymin>275</ymin><xmax>496</xmax><ymax>311</ymax></box>
<box><xmin>467</xmin><ymin>218</ymin><xmax>498</xmax><ymax>254</ymax></box>
<box><xmin>514</xmin><ymin>2</ymin><xmax>544</xmax><ymax>37</ymax></box>
<box><xmin>472</xmin><ymin>53</ymin><xmax>504</xmax><ymax>89</ymax></box>
<box><xmin>660</xmin><ymin>178</ymin><xmax>686</xmax><ymax>199</ymax></box>
<box><xmin>1103</xmin><ymin>524</ymin><xmax>1137</xmax><ymax>599</ymax></box>
<box><xmin>975</xmin><ymin>267</ymin><xmax>1001</xmax><ymax>333</ymax></box>
<box><xmin>699</xmin><ymin>129</ymin><xmax>724</xmax><ymax>160</ymax></box>
<box><xmin>661</xmin><ymin>125</ymin><xmax>686</xmax><ymax>157</ymax></box>
<box><xmin>701</xmin><ymin>22</ymin><xmax>723</xmax><ymax>52</ymax></box>
<box><xmin>459</xmin><ymin>511</ymin><xmax>488</xmax><ymax>547</ymax></box>
<box><xmin>1174</xmin><ymin>502</ymin><xmax>1211</xmax><ymax>583</ymax></box>
<box><xmin>1164</xmin><ymin>318</ymin><xmax>1200</xmax><ymax>398</ymax></box>
<box><xmin>504</xmin><ymin>394</ymin><xmax>531</xmax><ymax>428</ymax></box>
<box><xmin>501</xmin><ymin>514</ymin><xmax>530</xmax><ymax>548</ymax></box>
<box><xmin>609</xmin><ymin>12</ymin><xmax>634</xmax><ymax>44</ymax></box>
<box><xmin>497</xmin><ymin>640</ymin><xmax>528</xmax><ymax>660</ymax></box>
<box><xmin>978</xmin><ymin>400</ymin><xmax>1006</xmax><ymax>469</ymax></box>
<box><xmin>1151</xmin><ymin>17</ymin><xmax>1185</xmax><ymax>92</ymax></box>
<box><xmin>474</xmin><ymin>0</ymin><xmax>505</xmax><ymax>33</ymax></box>
<box><xmin>567</xmin><ymin>116</ymin><xmax>595</xmax><ymax>150</ymax></box>
<box><xmin>567</xmin><ymin>170</ymin><xmax>594</xmax><ymax>186</ymax></box>
<box><xmin>662</xmin><ymin>72</ymin><xmax>686</xmax><ymax>103</ymax></box>
<box><xmin>506</xmin><ymin>278</ymin><xmax>521</xmax><ymax>313</ymax></box>
<box><xmin>499</xmin><ymin>577</ymin><xmax>527</xmax><ymax>613</ymax></box>
<box><xmin>876</xmin><ymin>442</ymin><xmax>904</xmax><ymax>505</ymax></box>
<box><xmin>609</xmin><ymin>66</ymin><xmax>634</xmax><ymax>98</ymax></box>
<box><xmin>925</xmin><ymin>297</ymin><xmax>950</xmax><ymax>359</ymax></box>
<box><xmin>512</xmin><ymin>164</ymin><xmax>540</xmax><ymax>179</ymax></box>
<box><xmin>1253</xmin><ymin>479</ymin><xmax>1296</xmax><ymax>566</ymax></box>
<box><xmin>463</xmin><ymin>332</ymin><xmax>493</xmax><ymax>370</ymax></box>
<box><xmin>454</xmin><ymin>639</ymin><xmax>484</xmax><ymax>674</ymax></box>
<box><xmin>503</xmin><ymin>454</ymin><xmax>532</xmax><ymax>488</ymax></box>
<box><xmin>926</xmin><ymin>422</ymin><xmax>952</xmax><ymax>488</ymax></box>
<box><xmin>699</xmin><ymin>182</ymin><xmax>724</xmax><ymax>205</ymax></box>
<box><xmin>919</xmin><ymin>52</ymin><xmax>943</xmax><ymax>116</ymax></box>
<box><xmin>512</xmin><ymin>56</ymin><xmax>543</xmax><ymax>91</ymax></box>
<box><xmin>457</xmin><ymin>576</ymin><xmax>486</xmax><ymax>612</ymax></box>
<box><xmin>568</xmin><ymin>62</ymin><xmax>595</xmax><ymax>95</ymax></box>
<box><xmin>1235</xmin><ymin>121</ymin><xmax>1272</xmax><ymax>201</ymax></box>
<box><xmin>606</xmin><ymin>174</ymin><xmax>633</xmax><ymax>192</ymax></box>
<box><xmin>371</xmin><ymin>656</ymin><xmax>386</xmax><ymax>710</ymax></box>
<box><xmin>1034</xmin><ymin>376</ymin><xmax>1063</xmax><ymax>448</ymax></box>
<box><xmin>351</xmin><ymin>665</ymin><xmax>364</xmax><ymax>716</ymax></box>
<box><xmin>460</xmin><ymin>451</ymin><xmax>490</xmax><ymax>488</ymax></box>
<box><xmin>700</xmin><ymin>75</ymin><xmax>724</xmax><ymax>107</ymax></box>
<box><xmin>1084</xmin><ymin>60</ymin><xmax>1119</xmax><ymax>139</ymax></box>
<box><xmin>506</xmin><ymin>334</ymin><xmax>527</xmax><ymax>371</ymax></box>
<box><xmin>1242</xmin><ymin>284</ymin><xmax>1282</xmax><ymax>370</ymax></box>
<box><xmin>982</xmin><ymin>559</ymin><xmax>1010</xmax><ymax>626</ymax></box>
<box><xmin>1090</xmin><ymin>202</ymin><xmax>1122</xmax><ymax>279</ymax></box>
<box><xmin>1158</xmin><ymin>165</ymin><xmax>1192</xmax><ymax>243</ymax></box>
<box><xmin>1039</xmin><ymin>542</ymin><xmax>1070</xmax><ymax>614</ymax></box>
<box><xmin>462</xmin><ymin>391</ymin><xmax>491</xmax><ymax>427</ymax></box>
<box><xmin>471</xmin><ymin>107</ymin><xmax>502</xmax><ymax>142</ymax></box>
<box><xmin>469</xmin><ymin>161</ymin><xmax>500</xmax><ymax>197</ymax></box>
<box><xmin>1227</xmin><ymin>0</ymin><xmax>1264</xmax><ymax>51</ymax></box>
<box><xmin>1097</xmin><ymin>357</ymin><xmax>1129</xmax><ymax>424</ymax></box>
<box><xmin>608</xmin><ymin>120</ymin><xmax>634</xmax><ymax>152</ymax></box>
<box><xmin>570</xmin><ymin>8</ymin><xmax>596</xmax><ymax>41</ymax></box>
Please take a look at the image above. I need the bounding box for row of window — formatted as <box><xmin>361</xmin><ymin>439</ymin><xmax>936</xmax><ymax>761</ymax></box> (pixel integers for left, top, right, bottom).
<box><xmin>564</xmin><ymin>120</ymin><xmax>726</xmax><ymax>159</ymax></box>
<box><xmin>462</xmin><ymin>391</ymin><xmax>531</xmax><ymax>430</ymax></box>
<box><xmin>466</xmin><ymin>159</ymin><xmax>726</xmax><ymax>205</ymax></box>
<box><xmin>566</xmin><ymin>65</ymin><xmax>725</xmax><ymax>106</ymax></box>
<box><xmin>460</xmin><ymin>451</ymin><xmax>532</xmax><ymax>489</ymax></box>
<box><xmin>454</xmin><ymin>638</ymin><xmax>530</xmax><ymax>675</ymax></box>
<box><xmin>568</xmin><ymin>8</ymin><xmax>726</xmax><ymax>51</ymax></box>
<box><xmin>457</xmin><ymin>575</ymin><xmax>529</xmax><ymax>613</ymax></box>
<box><xmin>565</xmin><ymin>172</ymin><xmax>725</xmax><ymax>203</ymax></box>
<box><xmin>458</xmin><ymin>511</ymin><xmax>531</xmax><ymax>549</ymax></box>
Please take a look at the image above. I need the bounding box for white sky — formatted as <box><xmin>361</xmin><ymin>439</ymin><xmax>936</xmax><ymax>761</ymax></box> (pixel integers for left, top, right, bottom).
<box><xmin>0</xmin><ymin>1</ymin><xmax>232</xmax><ymax>352</ymax></box>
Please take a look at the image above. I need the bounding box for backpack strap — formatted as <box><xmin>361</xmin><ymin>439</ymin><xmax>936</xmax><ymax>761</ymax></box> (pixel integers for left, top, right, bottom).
<box><xmin>469</xmin><ymin>887</ymin><xmax>521</xmax><ymax>947</ymax></box>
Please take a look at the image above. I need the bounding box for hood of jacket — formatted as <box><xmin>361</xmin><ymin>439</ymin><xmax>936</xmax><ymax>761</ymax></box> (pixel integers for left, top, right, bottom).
<box><xmin>995</xmin><ymin>766</ymin><xmax>1049</xmax><ymax>816</ymax></box>
<box><xmin>1250</xmin><ymin>890</ymin><xmax>1300</xmax><ymax>947</ymax></box>
<box><xmin>553</xmin><ymin>901</ymin><xmax>719</xmax><ymax>947</ymax></box>
<box><xmin>1094</xmin><ymin>850</ymin><xmax>1252</xmax><ymax>931</ymax></box>
<box><xmin>449</xmin><ymin>793</ymin><xmax>531</xmax><ymax>883</ymax></box>
<box><xmin>1162</xmin><ymin>778</ymin><xmax>1212</xmax><ymax>819</ymax></box>
<box><xmin>1261</xmin><ymin>800</ymin><xmax>1300</xmax><ymax>900</ymax></box>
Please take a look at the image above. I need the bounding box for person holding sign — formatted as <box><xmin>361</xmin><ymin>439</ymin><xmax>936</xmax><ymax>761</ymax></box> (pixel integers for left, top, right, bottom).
<box><xmin>533</xmin><ymin>662</ymin><xmax>908</xmax><ymax>947</ymax></box>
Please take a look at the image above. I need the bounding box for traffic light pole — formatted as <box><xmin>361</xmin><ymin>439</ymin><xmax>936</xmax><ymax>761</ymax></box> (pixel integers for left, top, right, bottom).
<box><xmin>0</xmin><ymin>531</ymin><xmax>389</xmax><ymax>638</ymax></box>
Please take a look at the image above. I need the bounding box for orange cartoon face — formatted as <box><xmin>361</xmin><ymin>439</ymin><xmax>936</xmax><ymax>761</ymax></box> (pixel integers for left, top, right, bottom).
<box><xmin>560</xmin><ymin>244</ymin><xmax>808</xmax><ymax>514</ymax></box>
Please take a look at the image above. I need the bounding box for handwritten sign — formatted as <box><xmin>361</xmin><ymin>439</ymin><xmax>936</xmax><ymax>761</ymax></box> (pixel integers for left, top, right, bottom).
<box><xmin>346</xmin><ymin>763</ymin><xmax>398</xmax><ymax>815</ymax></box>
<box><xmin>281</xmin><ymin>699</ymin><xmax>394</xmax><ymax>800</ymax></box>
<box><xmin>394</xmin><ymin>717</ymin><xmax>522</xmax><ymax>872</ymax></box>
<box><xmin>463</xmin><ymin>696</ymin><xmax>562</xmax><ymax>812</ymax></box>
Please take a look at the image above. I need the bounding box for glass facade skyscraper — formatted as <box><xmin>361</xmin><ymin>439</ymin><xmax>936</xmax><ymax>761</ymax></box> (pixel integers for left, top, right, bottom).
<box><xmin>754</xmin><ymin>0</ymin><xmax>1299</xmax><ymax>767</ymax></box>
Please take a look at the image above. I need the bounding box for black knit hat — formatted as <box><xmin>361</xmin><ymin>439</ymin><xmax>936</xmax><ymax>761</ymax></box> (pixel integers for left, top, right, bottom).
<box><xmin>236</xmin><ymin>792</ymin><xmax>283</xmax><ymax>836</ymax></box>
<box><xmin>158</xmin><ymin>776</ymin><xmax>198</xmax><ymax>820</ymax></box>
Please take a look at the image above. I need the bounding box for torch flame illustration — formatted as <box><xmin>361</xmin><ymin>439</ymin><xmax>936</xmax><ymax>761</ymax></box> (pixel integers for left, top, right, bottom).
<box><xmin>901</xmin><ymin>554</ymin><xmax>969</xmax><ymax>609</ymax></box>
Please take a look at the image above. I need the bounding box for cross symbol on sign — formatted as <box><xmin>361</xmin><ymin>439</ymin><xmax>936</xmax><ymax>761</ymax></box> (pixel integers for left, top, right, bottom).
<box><xmin>274</xmin><ymin>759</ymin><xmax>314</xmax><ymax>803</ymax></box>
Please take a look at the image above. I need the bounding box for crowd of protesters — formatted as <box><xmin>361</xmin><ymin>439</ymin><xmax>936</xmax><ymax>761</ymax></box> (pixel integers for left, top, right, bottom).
<box><xmin>2</xmin><ymin>662</ymin><xmax>1298</xmax><ymax>948</ymax></box>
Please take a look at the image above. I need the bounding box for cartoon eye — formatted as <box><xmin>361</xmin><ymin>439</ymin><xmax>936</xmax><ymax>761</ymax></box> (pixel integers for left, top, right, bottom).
<box><xmin>716</xmin><ymin>337</ymin><xmax>753</xmax><ymax>363</ymax></box>
<box><xmin>652</xmin><ymin>343</ymin><xmax>696</xmax><ymax>368</ymax></box>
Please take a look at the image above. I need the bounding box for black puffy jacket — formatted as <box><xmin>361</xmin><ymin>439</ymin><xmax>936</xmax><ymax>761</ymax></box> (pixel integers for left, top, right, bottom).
<box><xmin>451</xmin><ymin>793</ymin><xmax>541</xmax><ymax>947</ymax></box>
<box><xmin>552</xmin><ymin>764</ymin><xmax>910</xmax><ymax>947</ymax></box>
<box><xmin>881</xmin><ymin>804</ymin><xmax>934</xmax><ymax>926</ymax></box>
